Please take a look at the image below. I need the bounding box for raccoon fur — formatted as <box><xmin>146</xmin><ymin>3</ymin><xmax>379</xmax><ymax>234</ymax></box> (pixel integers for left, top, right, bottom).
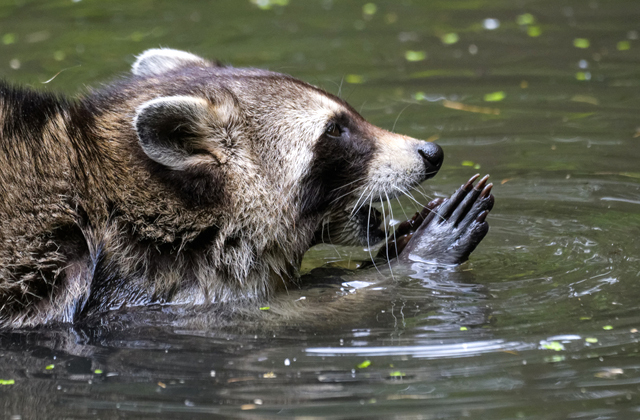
<box><xmin>0</xmin><ymin>48</ymin><xmax>444</xmax><ymax>328</ymax></box>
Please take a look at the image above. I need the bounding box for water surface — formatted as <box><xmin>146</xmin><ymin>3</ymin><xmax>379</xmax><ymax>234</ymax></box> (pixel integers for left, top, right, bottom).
<box><xmin>1</xmin><ymin>0</ymin><xmax>640</xmax><ymax>418</ymax></box>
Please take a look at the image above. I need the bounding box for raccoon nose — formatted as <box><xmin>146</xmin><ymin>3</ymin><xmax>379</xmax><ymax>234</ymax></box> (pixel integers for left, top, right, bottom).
<box><xmin>417</xmin><ymin>142</ymin><xmax>444</xmax><ymax>177</ymax></box>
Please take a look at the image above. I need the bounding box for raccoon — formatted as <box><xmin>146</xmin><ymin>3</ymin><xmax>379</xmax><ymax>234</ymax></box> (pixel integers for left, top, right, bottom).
<box><xmin>0</xmin><ymin>48</ymin><xmax>492</xmax><ymax>328</ymax></box>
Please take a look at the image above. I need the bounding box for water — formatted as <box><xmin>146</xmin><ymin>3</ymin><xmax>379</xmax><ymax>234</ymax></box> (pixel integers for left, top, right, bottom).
<box><xmin>1</xmin><ymin>0</ymin><xmax>640</xmax><ymax>418</ymax></box>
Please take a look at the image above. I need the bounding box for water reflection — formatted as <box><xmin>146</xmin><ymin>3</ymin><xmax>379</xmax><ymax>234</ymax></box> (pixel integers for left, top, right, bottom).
<box><xmin>2</xmin><ymin>0</ymin><xmax>640</xmax><ymax>418</ymax></box>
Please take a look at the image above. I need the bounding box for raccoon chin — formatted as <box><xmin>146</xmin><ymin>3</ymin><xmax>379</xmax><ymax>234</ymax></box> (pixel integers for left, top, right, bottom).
<box><xmin>312</xmin><ymin>204</ymin><xmax>387</xmax><ymax>248</ymax></box>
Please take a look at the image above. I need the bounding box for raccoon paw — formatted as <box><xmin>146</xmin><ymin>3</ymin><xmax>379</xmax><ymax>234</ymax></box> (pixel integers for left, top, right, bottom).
<box><xmin>387</xmin><ymin>174</ymin><xmax>494</xmax><ymax>265</ymax></box>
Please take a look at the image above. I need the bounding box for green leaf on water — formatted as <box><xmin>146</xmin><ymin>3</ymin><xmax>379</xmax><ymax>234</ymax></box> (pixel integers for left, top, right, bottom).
<box><xmin>250</xmin><ymin>0</ymin><xmax>289</xmax><ymax>10</ymax></box>
<box><xmin>45</xmin><ymin>364</ymin><xmax>55</xmax><ymax>370</ymax></box>
<box><xmin>405</xmin><ymin>50</ymin><xmax>427</xmax><ymax>62</ymax></box>
<box><xmin>460</xmin><ymin>327</ymin><xmax>468</xmax><ymax>331</ymax></box>
<box><xmin>603</xmin><ymin>325</ymin><xmax>613</xmax><ymax>330</ymax></box>
<box><xmin>527</xmin><ymin>26</ymin><xmax>541</xmax><ymax>37</ymax></box>
<box><xmin>516</xmin><ymin>13</ymin><xmax>535</xmax><ymax>25</ymax></box>
<box><xmin>462</xmin><ymin>161</ymin><xmax>475</xmax><ymax>167</ymax></box>
<box><xmin>441</xmin><ymin>33</ymin><xmax>459</xmax><ymax>44</ymax></box>
<box><xmin>542</xmin><ymin>341</ymin><xmax>564</xmax><ymax>351</ymax></box>
<box><xmin>617</xmin><ymin>41</ymin><xmax>631</xmax><ymax>51</ymax></box>
<box><xmin>363</xmin><ymin>3</ymin><xmax>377</xmax><ymax>15</ymax></box>
<box><xmin>575</xmin><ymin>72</ymin><xmax>590</xmax><ymax>81</ymax></box>
<box><xmin>389</xmin><ymin>371</ymin><xmax>406</xmax><ymax>377</ymax></box>
<box><xmin>585</xmin><ymin>337</ymin><xmax>598</xmax><ymax>343</ymax></box>
<box><xmin>0</xmin><ymin>379</ymin><xmax>15</xmax><ymax>385</ymax></box>
<box><xmin>259</xmin><ymin>306</ymin><xmax>270</xmax><ymax>311</ymax></box>
<box><xmin>484</xmin><ymin>91</ymin><xmax>505</xmax><ymax>102</ymax></box>
<box><xmin>357</xmin><ymin>360</ymin><xmax>371</xmax><ymax>369</ymax></box>
<box><xmin>573</xmin><ymin>38</ymin><xmax>590</xmax><ymax>49</ymax></box>
<box><xmin>94</xmin><ymin>369</ymin><xmax>103</xmax><ymax>374</ymax></box>
<box><xmin>345</xmin><ymin>74</ymin><xmax>364</xmax><ymax>84</ymax></box>
<box><xmin>2</xmin><ymin>33</ymin><xmax>16</xmax><ymax>45</ymax></box>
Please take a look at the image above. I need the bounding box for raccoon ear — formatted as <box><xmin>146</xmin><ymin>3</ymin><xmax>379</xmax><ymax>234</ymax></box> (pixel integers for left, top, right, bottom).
<box><xmin>134</xmin><ymin>95</ymin><xmax>232</xmax><ymax>171</ymax></box>
<box><xmin>132</xmin><ymin>48</ymin><xmax>211</xmax><ymax>77</ymax></box>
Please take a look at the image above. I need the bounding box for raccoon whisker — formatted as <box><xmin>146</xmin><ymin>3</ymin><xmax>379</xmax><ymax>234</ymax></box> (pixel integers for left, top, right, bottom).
<box><xmin>330</xmin><ymin>177</ymin><xmax>367</xmax><ymax>194</ymax></box>
<box><xmin>359</xmin><ymin>100</ymin><xmax>367</xmax><ymax>114</ymax></box>
<box><xmin>384</xmin><ymin>190</ymin><xmax>398</xmax><ymax>279</ymax></box>
<box><xmin>391</xmin><ymin>103</ymin><xmax>413</xmax><ymax>134</ymax></box>
<box><xmin>395</xmin><ymin>186</ymin><xmax>427</xmax><ymax>208</ymax></box>
<box><xmin>397</xmin><ymin>186</ymin><xmax>446</xmax><ymax>223</ymax></box>
<box><xmin>395</xmin><ymin>196</ymin><xmax>410</xmax><ymax>221</ymax></box>
<box><xmin>330</xmin><ymin>190</ymin><xmax>358</xmax><ymax>206</ymax></box>
<box><xmin>344</xmin><ymin>85</ymin><xmax>358</xmax><ymax>103</ymax></box>
<box><xmin>412</xmin><ymin>186</ymin><xmax>434</xmax><ymax>203</ymax></box>
<box><xmin>350</xmin><ymin>185</ymin><xmax>373</xmax><ymax>218</ymax></box>
<box><xmin>338</xmin><ymin>75</ymin><xmax>345</xmax><ymax>98</ymax></box>
<box><xmin>366</xmin><ymin>194</ymin><xmax>382</xmax><ymax>275</ymax></box>
<box><xmin>320</xmin><ymin>217</ymin><xmax>343</xmax><ymax>259</ymax></box>
<box><xmin>378</xmin><ymin>191</ymin><xmax>395</xmax><ymax>280</ymax></box>
<box><xmin>415</xmin><ymin>183</ymin><xmax>435</xmax><ymax>199</ymax></box>
<box><xmin>329</xmin><ymin>178</ymin><xmax>368</xmax><ymax>205</ymax></box>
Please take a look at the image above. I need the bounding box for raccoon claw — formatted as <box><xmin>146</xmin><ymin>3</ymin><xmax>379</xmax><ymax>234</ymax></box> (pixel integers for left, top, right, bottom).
<box><xmin>386</xmin><ymin>174</ymin><xmax>493</xmax><ymax>265</ymax></box>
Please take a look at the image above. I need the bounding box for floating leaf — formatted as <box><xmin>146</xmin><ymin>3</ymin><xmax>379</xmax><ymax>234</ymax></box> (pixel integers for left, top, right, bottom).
<box><xmin>603</xmin><ymin>325</ymin><xmax>613</xmax><ymax>330</ymax></box>
<box><xmin>575</xmin><ymin>72</ymin><xmax>591</xmax><ymax>81</ymax></box>
<box><xmin>541</xmin><ymin>341</ymin><xmax>564</xmax><ymax>351</ymax></box>
<box><xmin>259</xmin><ymin>306</ymin><xmax>270</xmax><ymax>311</ymax></box>
<box><xmin>460</xmin><ymin>327</ymin><xmax>468</xmax><ymax>331</ymax></box>
<box><xmin>516</xmin><ymin>13</ymin><xmax>535</xmax><ymax>25</ymax></box>
<box><xmin>484</xmin><ymin>91</ymin><xmax>505</xmax><ymax>102</ymax></box>
<box><xmin>389</xmin><ymin>371</ymin><xmax>406</xmax><ymax>377</ymax></box>
<box><xmin>413</xmin><ymin>92</ymin><xmax>426</xmax><ymax>100</ymax></box>
<box><xmin>345</xmin><ymin>74</ymin><xmax>364</xmax><ymax>84</ymax></box>
<box><xmin>45</xmin><ymin>364</ymin><xmax>55</xmax><ymax>370</ymax></box>
<box><xmin>405</xmin><ymin>50</ymin><xmax>427</xmax><ymax>62</ymax></box>
<box><xmin>362</xmin><ymin>3</ymin><xmax>377</xmax><ymax>15</ymax></box>
<box><xmin>250</xmin><ymin>0</ymin><xmax>289</xmax><ymax>10</ymax></box>
<box><xmin>2</xmin><ymin>33</ymin><xmax>16</xmax><ymax>45</ymax></box>
<box><xmin>357</xmin><ymin>360</ymin><xmax>371</xmax><ymax>369</ymax></box>
<box><xmin>617</xmin><ymin>41</ymin><xmax>631</xmax><ymax>51</ymax></box>
<box><xmin>462</xmin><ymin>161</ymin><xmax>475</xmax><ymax>167</ymax></box>
<box><xmin>441</xmin><ymin>33</ymin><xmax>459</xmax><ymax>44</ymax></box>
<box><xmin>0</xmin><ymin>379</ymin><xmax>15</xmax><ymax>385</ymax></box>
<box><xmin>94</xmin><ymin>369</ymin><xmax>103</xmax><ymax>374</ymax></box>
<box><xmin>585</xmin><ymin>337</ymin><xmax>598</xmax><ymax>343</ymax></box>
<box><xmin>527</xmin><ymin>26</ymin><xmax>541</xmax><ymax>37</ymax></box>
<box><xmin>573</xmin><ymin>38</ymin><xmax>590</xmax><ymax>49</ymax></box>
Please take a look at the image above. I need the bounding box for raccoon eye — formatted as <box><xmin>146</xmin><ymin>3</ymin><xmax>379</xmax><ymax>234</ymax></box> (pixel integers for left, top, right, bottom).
<box><xmin>325</xmin><ymin>123</ymin><xmax>342</xmax><ymax>138</ymax></box>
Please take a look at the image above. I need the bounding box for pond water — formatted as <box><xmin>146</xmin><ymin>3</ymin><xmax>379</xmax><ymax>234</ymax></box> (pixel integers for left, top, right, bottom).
<box><xmin>2</xmin><ymin>0</ymin><xmax>640</xmax><ymax>418</ymax></box>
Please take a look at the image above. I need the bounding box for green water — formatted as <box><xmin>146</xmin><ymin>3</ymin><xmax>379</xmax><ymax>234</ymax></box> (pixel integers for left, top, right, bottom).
<box><xmin>2</xmin><ymin>0</ymin><xmax>640</xmax><ymax>418</ymax></box>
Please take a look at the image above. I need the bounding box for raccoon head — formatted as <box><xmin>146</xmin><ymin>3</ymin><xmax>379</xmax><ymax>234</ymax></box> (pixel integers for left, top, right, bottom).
<box><xmin>129</xmin><ymin>48</ymin><xmax>443</xmax><ymax>250</ymax></box>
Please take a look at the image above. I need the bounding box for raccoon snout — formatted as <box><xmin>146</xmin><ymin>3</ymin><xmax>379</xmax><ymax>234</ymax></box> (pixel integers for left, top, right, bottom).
<box><xmin>417</xmin><ymin>142</ymin><xmax>444</xmax><ymax>179</ymax></box>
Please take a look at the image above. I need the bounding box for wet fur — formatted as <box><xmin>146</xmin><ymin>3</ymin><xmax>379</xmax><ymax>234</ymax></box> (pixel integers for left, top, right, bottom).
<box><xmin>0</xmin><ymin>49</ymin><xmax>441</xmax><ymax>328</ymax></box>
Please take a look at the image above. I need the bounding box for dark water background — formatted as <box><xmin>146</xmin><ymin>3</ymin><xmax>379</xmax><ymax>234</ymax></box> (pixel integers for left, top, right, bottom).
<box><xmin>1</xmin><ymin>0</ymin><xmax>640</xmax><ymax>418</ymax></box>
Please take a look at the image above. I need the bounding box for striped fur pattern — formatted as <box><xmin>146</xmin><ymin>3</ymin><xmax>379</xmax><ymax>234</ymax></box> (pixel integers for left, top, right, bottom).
<box><xmin>0</xmin><ymin>49</ymin><xmax>442</xmax><ymax>327</ymax></box>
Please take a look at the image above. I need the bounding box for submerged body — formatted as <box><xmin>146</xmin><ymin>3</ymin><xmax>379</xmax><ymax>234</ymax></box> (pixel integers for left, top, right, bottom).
<box><xmin>0</xmin><ymin>49</ymin><xmax>491</xmax><ymax>328</ymax></box>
